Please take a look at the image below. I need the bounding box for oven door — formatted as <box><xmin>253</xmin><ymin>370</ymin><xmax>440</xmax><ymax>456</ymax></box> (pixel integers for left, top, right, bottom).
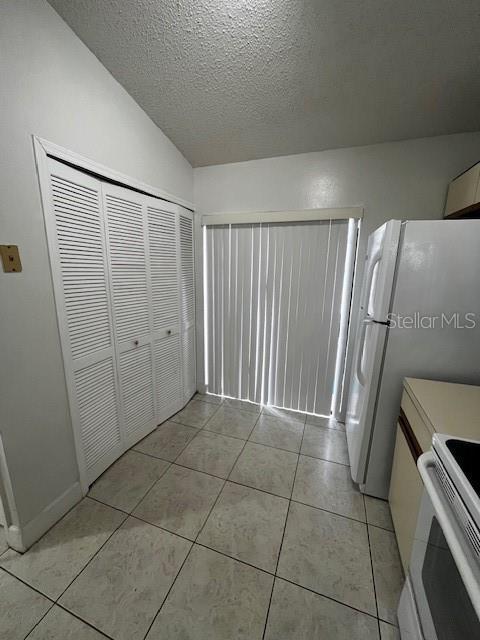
<box><xmin>408</xmin><ymin>452</ymin><xmax>480</xmax><ymax>640</ymax></box>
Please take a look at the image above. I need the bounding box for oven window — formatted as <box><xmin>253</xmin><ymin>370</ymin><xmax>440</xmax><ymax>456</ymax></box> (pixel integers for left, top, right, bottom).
<box><xmin>422</xmin><ymin>517</ymin><xmax>479</xmax><ymax>639</ymax></box>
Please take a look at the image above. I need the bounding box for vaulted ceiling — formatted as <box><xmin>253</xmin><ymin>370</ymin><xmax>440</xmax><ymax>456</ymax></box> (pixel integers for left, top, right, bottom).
<box><xmin>49</xmin><ymin>0</ymin><xmax>480</xmax><ymax>167</ymax></box>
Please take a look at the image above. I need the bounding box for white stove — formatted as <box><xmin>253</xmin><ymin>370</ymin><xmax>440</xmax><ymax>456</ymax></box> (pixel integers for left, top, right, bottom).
<box><xmin>398</xmin><ymin>434</ymin><xmax>480</xmax><ymax>639</ymax></box>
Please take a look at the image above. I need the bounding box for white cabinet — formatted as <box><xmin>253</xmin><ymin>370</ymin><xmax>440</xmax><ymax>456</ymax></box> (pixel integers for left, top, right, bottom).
<box><xmin>45</xmin><ymin>158</ymin><xmax>195</xmax><ymax>489</ymax></box>
<box><xmin>444</xmin><ymin>161</ymin><xmax>480</xmax><ymax>217</ymax></box>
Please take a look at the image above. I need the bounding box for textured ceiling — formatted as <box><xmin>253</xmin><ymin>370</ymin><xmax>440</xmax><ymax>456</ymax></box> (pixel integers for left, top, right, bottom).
<box><xmin>48</xmin><ymin>0</ymin><xmax>480</xmax><ymax>167</ymax></box>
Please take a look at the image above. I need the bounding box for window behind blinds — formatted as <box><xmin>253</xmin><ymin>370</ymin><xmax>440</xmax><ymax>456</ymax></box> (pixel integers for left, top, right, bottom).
<box><xmin>204</xmin><ymin>219</ymin><xmax>355</xmax><ymax>416</ymax></box>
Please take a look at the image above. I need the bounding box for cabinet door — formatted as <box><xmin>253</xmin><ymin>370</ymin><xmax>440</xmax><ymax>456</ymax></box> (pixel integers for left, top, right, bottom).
<box><xmin>146</xmin><ymin>198</ymin><xmax>183</xmax><ymax>420</ymax></box>
<box><xmin>179</xmin><ymin>210</ymin><xmax>196</xmax><ymax>400</ymax></box>
<box><xmin>103</xmin><ymin>184</ymin><xmax>155</xmax><ymax>444</ymax></box>
<box><xmin>46</xmin><ymin>159</ymin><xmax>122</xmax><ymax>488</ymax></box>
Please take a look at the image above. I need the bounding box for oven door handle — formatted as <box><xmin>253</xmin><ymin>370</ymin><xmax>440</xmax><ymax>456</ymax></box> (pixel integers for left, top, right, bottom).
<box><xmin>417</xmin><ymin>451</ymin><xmax>480</xmax><ymax>620</ymax></box>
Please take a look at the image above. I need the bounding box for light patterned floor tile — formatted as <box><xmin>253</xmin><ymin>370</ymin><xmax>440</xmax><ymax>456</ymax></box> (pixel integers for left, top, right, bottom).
<box><xmin>229</xmin><ymin>442</ymin><xmax>298</xmax><ymax>498</ymax></box>
<box><xmin>265</xmin><ymin>578</ymin><xmax>379</xmax><ymax>640</ymax></box>
<box><xmin>0</xmin><ymin>499</ymin><xmax>126</xmax><ymax>599</ymax></box>
<box><xmin>59</xmin><ymin>517</ymin><xmax>191</xmax><ymax>640</ymax></box>
<box><xmin>365</xmin><ymin>495</ymin><xmax>394</xmax><ymax>531</ymax></box>
<box><xmin>305</xmin><ymin>414</ymin><xmax>345</xmax><ymax>431</ymax></box>
<box><xmin>28</xmin><ymin>605</ymin><xmax>105</xmax><ymax>639</ymax></box>
<box><xmin>88</xmin><ymin>450</ymin><xmax>169</xmax><ymax>512</ymax></box>
<box><xmin>249</xmin><ymin>415</ymin><xmax>304</xmax><ymax>453</ymax></box>
<box><xmin>203</xmin><ymin>405</ymin><xmax>258</xmax><ymax>439</ymax></box>
<box><xmin>134</xmin><ymin>421</ymin><xmax>198</xmax><ymax>461</ymax></box>
<box><xmin>261</xmin><ymin>406</ymin><xmax>306</xmax><ymax>422</ymax></box>
<box><xmin>146</xmin><ymin>545</ymin><xmax>273</xmax><ymax>640</ymax></box>
<box><xmin>176</xmin><ymin>431</ymin><xmax>244</xmax><ymax>478</ymax></box>
<box><xmin>277</xmin><ymin>501</ymin><xmax>376</xmax><ymax>616</ymax></box>
<box><xmin>198</xmin><ymin>482</ymin><xmax>288</xmax><ymax>572</ymax></box>
<box><xmin>133</xmin><ymin>464</ymin><xmax>224</xmax><ymax>539</ymax></box>
<box><xmin>292</xmin><ymin>455</ymin><xmax>365</xmax><ymax>521</ymax></box>
<box><xmin>0</xmin><ymin>569</ymin><xmax>52</xmax><ymax>640</ymax></box>
<box><xmin>369</xmin><ymin>525</ymin><xmax>404</xmax><ymax>624</ymax></box>
<box><xmin>380</xmin><ymin>621</ymin><xmax>401</xmax><ymax>640</ymax></box>
<box><xmin>195</xmin><ymin>393</ymin><xmax>224</xmax><ymax>405</ymax></box>
<box><xmin>171</xmin><ymin>399</ymin><xmax>220</xmax><ymax>428</ymax></box>
<box><xmin>301</xmin><ymin>424</ymin><xmax>349</xmax><ymax>464</ymax></box>
<box><xmin>222</xmin><ymin>398</ymin><xmax>262</xmax><ymax>414</ymax></box>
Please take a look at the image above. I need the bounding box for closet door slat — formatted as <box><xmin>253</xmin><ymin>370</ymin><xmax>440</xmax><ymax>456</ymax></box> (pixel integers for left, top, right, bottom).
<box><xmin>147</xmin><ymin>204</ymin><xmax>179</xmax><ymax>331</ymax></box>
<box><xmin>104</xmin><ymin>192</ymin><xmax>150</xmax><ymax>343</ymax></box>
<box><xmin>47</xmin><ymin>159</ymin><xmax>123</xmax><ymax>486</ymax></box>
<box><xmin>154</xmin><ymin>332</ymin><xmax>182</xmax><ymax>422</ymax></box>
<box><xmin>103</xmin><ymin>184</ymin><xmax>156</xmax><ymax>444</ymax></box>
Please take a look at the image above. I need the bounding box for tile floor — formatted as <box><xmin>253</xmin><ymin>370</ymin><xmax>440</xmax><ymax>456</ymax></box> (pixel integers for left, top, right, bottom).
<box><xmin>0</xmin><ymin>395</ymin><xmax>403</xmax><ymax>639</ymax></box>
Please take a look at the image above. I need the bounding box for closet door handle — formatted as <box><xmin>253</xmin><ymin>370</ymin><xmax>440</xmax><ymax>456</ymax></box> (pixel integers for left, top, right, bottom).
<box><xmin>133</xmin><ymin>339</ymin><xmax>139</xmax><ymax>346</ymax></box>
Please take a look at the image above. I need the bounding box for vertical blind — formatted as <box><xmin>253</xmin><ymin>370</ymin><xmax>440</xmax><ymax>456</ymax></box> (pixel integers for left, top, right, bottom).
<box><xmin>204</xmin><ymin>219</ymin><xmax>351</xmax><ymax>416</ymax></box>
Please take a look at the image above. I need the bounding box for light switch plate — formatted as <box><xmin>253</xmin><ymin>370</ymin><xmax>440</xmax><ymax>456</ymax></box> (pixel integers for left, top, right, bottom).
<box><xmin>0</xmin><ymin>245</ymin><xmax>22</xmax><ymax>272</ymax></box>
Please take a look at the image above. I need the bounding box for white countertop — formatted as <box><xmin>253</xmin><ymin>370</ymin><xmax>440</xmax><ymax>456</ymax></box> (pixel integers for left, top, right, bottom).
<box><xmin>404</xmin><ymin>377</ymin><xmax>480</xmax><ymax>440</ymax></box>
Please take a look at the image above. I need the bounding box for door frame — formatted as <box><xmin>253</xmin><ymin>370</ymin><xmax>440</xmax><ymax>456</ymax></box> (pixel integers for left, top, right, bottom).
<box><xmin>196</xmin><ymin>213</ymin><xmax>362</xmax><ymax>416</ymax></box>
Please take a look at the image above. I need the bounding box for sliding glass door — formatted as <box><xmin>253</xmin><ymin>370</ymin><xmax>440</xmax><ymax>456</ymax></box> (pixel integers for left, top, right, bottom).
<box><xmin>203</xmin><ymin>218</ymin><xmax>357</xmax><ymax>417</ymax></box>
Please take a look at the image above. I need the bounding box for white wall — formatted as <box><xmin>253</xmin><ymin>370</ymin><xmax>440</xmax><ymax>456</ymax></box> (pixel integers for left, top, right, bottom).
<box><xmin>0</xmin><ymin>0</ymin><xmax>192</xmax><ymax>533</ymax></box>
<box><xmin>194</xmin><ymin>133</ymin><xmax>480</xmax><ymax>411</ymax></box>
<box><xmin>194</xmin><ymin>133</ymin><xmax>480</xmax><ymax>235</ymax></box>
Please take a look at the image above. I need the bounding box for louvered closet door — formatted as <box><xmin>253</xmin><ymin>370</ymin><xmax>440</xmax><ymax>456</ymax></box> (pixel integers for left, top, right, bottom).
<box><xmin>46</xmin><ymin>159</ymin><xmax>122</xmax><ymax>486</ymax></box>
<box><xmin>179</xmin><ymin>210</ymin><xmax>196</xmax><ymax>400</ymax></box>
<box><xmin>145</xmin><ymin>196</ymin><xmax>183</xmax><ymax>422</ymax></box>
<box><xmin>103</xmin><ymin>184</ymin><xmax>156</xmax><ymax>445</ymax></box>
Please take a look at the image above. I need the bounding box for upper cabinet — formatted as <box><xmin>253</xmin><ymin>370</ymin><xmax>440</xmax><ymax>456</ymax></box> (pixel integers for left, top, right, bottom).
<box><xmin>444</xmin><ymin>161</ymin><xmax>480</xmax><ymax>218</ymax></box>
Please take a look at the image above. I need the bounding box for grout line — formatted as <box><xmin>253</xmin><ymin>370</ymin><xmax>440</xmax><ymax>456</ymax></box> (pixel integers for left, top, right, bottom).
<box><xmin>0</xmin><ymin>565</ymin><xmax>56</xmax><ymax>605</ymax></box>
<box><xmin>141</xmin><ymin>540</ymin><xmax>195</xmax><ymax>640</ymax></box>
<box><xmin>125</xmin><ymin>461</ymin><xmax>173</xmax><ymax>515</ymax></box>
<box><xmin>23</xmin><ymin>600</ymin><xmax>56</xmax><ymax>640</ymax></box>
<box><xmin>193</xmin><ymin>413</ymin><xmax>258</xmax><ymax>542</ymax></box>
<box><xmin>364</xmin><ymin>494</ymin><xmax>380</xmax><ymax>620</ymax></box>
<box><xmin>140</xmin><ymin>410</ymin><xmax>262</xmax><ymax>639</ymax></box>
<box><xmin>126</xmin><ymin>514</ymin><xmax>195</xmax><ymax>545</ymax></box>
<box><xmin>275</xmin><ymin>575</ymin><xmax>381</xmax><ymax>622</ymax></box>
<box><xmin>288</xmin><ymin>496</ymin><xmax>368</xmax><ymax>527</ymax></box>
<box><xmin>52</xmin><ymin>501</ymin><xmax>129</xmax><ymax>605</ymax></box>
<box><xmin>298</xmin><ymin>451</ymin><xmax>350</xmax><ymax>467</ymax></box>
<box><xmin>86</xmin><ymin>495</ymin><xmax>130</xmax><ymax>515</ymax></box>
<box><xmin>26</xmin><ymin>601</ymin><xmax>115</xmax><ymax>640</ymax></box>
<box><xmin>10</xmin><ymin>403</ymin><xmax>385</xmax><ymax>638</ymax></box>
<box><xmin>261</xmin><ymin>416</ymin><xmax>307</xmax><ymax>639</ymax></box>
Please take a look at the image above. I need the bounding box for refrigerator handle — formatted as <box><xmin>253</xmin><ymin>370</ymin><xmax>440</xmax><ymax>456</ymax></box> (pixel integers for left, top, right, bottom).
<box><xmin>362</xmin><ymin>249</ymin><xmax>382</xmax><ymax>313</ymax></box>
<box><xmin>356</xmin><ymin>318</ymin><xmax>373</xmax><ymax>386</ymax></box>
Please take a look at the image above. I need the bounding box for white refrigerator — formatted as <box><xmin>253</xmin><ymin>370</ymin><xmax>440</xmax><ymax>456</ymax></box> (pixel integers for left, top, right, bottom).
<box><xmin>346</xmin><ymin>219</ymin><xmax>480</xmax><ymax>499</ymax></box>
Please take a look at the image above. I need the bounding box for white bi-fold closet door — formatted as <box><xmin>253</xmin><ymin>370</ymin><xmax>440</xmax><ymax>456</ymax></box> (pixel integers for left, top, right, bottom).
<box><xmin>45</xmin><ymin>158</ymin><xmax>195</xmax><ymax>488</ymax></box>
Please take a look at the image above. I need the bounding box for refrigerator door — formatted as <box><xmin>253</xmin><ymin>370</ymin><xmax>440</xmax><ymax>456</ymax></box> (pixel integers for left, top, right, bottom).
<box><xmin>346</xmin><ymin>318</ymin><xmax>389</xmax><ymax>484</ymax></box>
<box><xmin>345</xmin><ymin>220</ymin><xmax>401</xmax><ymax>484</ymax></box>
<box><xmin>361</xmin><ymin>220</ymin><xmax>401</xmax><ymax>322</ymax></box>
<box><xmin>364</xmin><ymin>219</ymin><xmax>480</xmax><ymax>499</ymax></box>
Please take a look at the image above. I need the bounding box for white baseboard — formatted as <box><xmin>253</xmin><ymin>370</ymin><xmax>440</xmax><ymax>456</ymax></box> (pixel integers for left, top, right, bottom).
<box><xmin>6</xmin><ymin>482</ymin><xmax>83</xmax><ymax>552</ymax></box>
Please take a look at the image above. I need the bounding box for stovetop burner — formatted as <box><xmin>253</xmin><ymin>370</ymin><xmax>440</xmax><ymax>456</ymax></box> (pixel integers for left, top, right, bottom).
<box><xmin>446</xmin><ymin>439</ymin><xmax>480</xmax><ymax>501</ymax></box>
<box><xmin>433</xmin><ymin>434</ymin><xmax>480</xmax><ymax>531</ymax></box>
